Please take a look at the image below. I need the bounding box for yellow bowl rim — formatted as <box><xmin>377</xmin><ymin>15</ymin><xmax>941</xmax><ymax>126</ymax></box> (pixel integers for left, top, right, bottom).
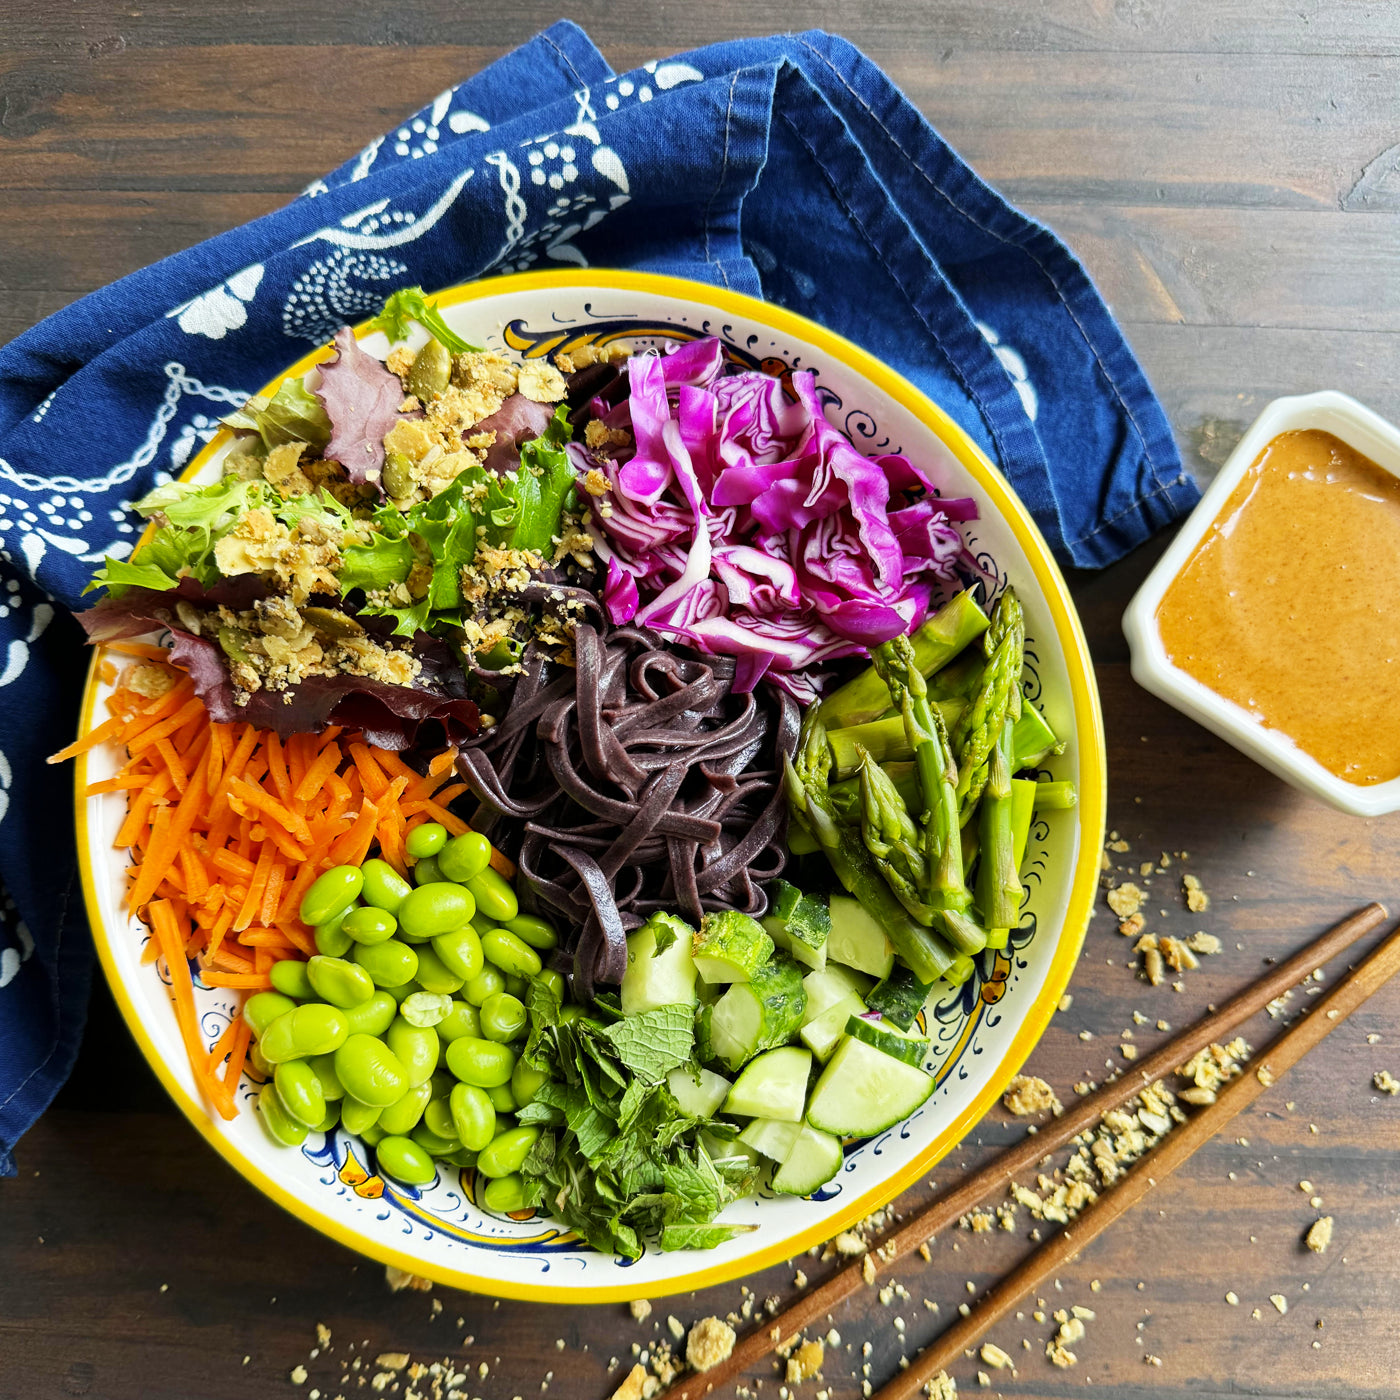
<box><xmin>74</xmin><ymin>266</ymin><xmax>1105</xmax><ymax>1302</ymax></box>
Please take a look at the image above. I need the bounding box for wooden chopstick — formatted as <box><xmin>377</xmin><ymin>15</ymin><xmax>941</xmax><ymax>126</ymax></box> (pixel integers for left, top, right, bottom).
<box><xmin>878</xmin><ymin>906</ymin><xmax>1400</xmax><ymax>1400</ymax></box>
<box><xmin>660</xmin><ymin>902</ymin><xmax>1388</xmax><ymax>1400</ymax></box>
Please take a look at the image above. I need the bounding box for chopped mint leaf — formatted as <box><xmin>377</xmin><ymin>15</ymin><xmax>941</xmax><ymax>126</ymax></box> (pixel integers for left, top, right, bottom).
<box><xmin>600</xmin><ymin>1005</ymin><xmax>694</xmax><ymax>1083</ymax></box>
<box><xmin>367</xmin><ymin>286</ymin><xmax>482</xmax><ymax>356</ymax></box>
<box><xmin>659</xmin><ymin>1223</ymin><xmax>758</xmax><ymax>1251</ymax></box>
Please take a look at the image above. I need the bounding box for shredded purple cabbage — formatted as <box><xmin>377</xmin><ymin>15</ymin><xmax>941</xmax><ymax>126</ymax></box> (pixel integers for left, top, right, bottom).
<box><xmin>575</xmin><ymin>339</ymin><xmax>978</xmax><ymax>700</ymax></box>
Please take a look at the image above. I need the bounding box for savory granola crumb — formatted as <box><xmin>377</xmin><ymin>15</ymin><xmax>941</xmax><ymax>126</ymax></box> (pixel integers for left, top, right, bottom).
<box><xmin>630</xmin><ymin>1300</ymin><xmax>652</xmax><ymax>1323</ymax></box>
<box><xmin>1306</xmin><ymin>1217</ymin><xmax>1334</xmax><ymax>1254</ymax></box>
<box><xmin>1182</xmin><ymin>873</ymin><xmax>1210</xmax><ymax>913</ymax></box>
<box><xmin>1373</xmin><ymin>1069</ymin><xmax>1400</xmax><ymax>1095</ymax></box>
<box><xmin>1003</xmin><ymin>1075</ymin><xmax>1063</xmax><ymax>1117</ymax></box>
<box><xmin>686</xmin><ymin>1318</ymin><xmax>735</xmax><ymax>1372</ymax></box>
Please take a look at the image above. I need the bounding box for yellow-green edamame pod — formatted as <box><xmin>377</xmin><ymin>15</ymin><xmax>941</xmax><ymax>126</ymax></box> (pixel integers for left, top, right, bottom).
<box><xmin>431</xmin><ymin>927</ymin><xmax>483</xmax><ymax>982</ymax></box>
<box><xmin>487</xmin><ymin>1082</ymin><xmax>517</xmax><ymax>1113</ymax></box>
<box><xmin>386</xmin><ymin>1017</ymin><xmax>440</xmax><ymax>1087</ymax></box>
<box><xmin>477</xmin><ymin>1125</ymin><xmax>541</xmax><ymax>1179</ymax></box>
<box><xmin>310</xmin><ymin>1052</ymin><xmax>345</xmax><ymax>1101</ymax></box>
<box><xmin>248</xmin><ymin>1041</ymin><xmax>274</xmax><ymax>1080</ymax></box>
<box><xmin>360</xmin><ymin>858</ymin><xmax>413</xmax><ymax>913</ymax></box>
<box><xmin>378</xmin><ymin>1082</ymin><xmax>432</xmax><ymax>1136</ymax></box>
<box><xmin>269</xmin><ymin>959</ymin><xmax>314</xmax><ymax>1001</ymax></box>
<box><xmin>300</xmin><ymin>865</ymin><xmax>364</xmax><ymax>927</ymax></box>
<box><xmin>466</xmin><ymin>867</ymin><xmax>518</xmax><ymax>924</ymax></box>
<box><xmin>384</xmin><ymin>979</ymin><xmax>419</xmax><ymax>1004</ymax></box>
<box><xmin>411</xmin><ymin>944</ymin><xmax>465</xmax><ymax>996</ymax></box>
<box><xmin>448</xmin><ymin>1083</ymin><xmax>496</xmax><ymax>1151</ymax></box>
<box><xmin>306</xmin><ymin>955</ymin><xmax>376</xmax><ymax>1009</ymax></box>
<box><xmin>244</xmin><ymin>991</ymin><xmax>297</xmax><ymax>1037</ymax></box>
<box><xmin>340</xmin><ymin>1096</ymin><xmax>382</xmax><ymax>1135</ymax></box>
<box><xmin>410</xmin><ymin>1123</ymin><xmax>460</xmax><ymax>1158</ymax></box>
<box><xmin>360</xmin><ymin>1121</ymin><xmax>387</xmax><ymax>1148</ymax></box>
<box><xmin>534</xmin><ymin>968</ymin><xmax>566</xmax><ymax>1002</ymax></box>
<box><xmin>398</xmin><ymin>882</ymin><xmax>476</xmax><ymax>940</ymax></box>
<box><xmin>478</xmin><ymin>992</ymin><xmax>527</xmax><ymax>1043</ymax></box>
<box><xmin>444</xmin><ymin>1035</ymin><xmax>515</xmax><ymax>1088</ymax></box>
<box><xmin>412</xmin><ymin>855</ymin><xmax>443</xmax><ymax>887</ymax></box>
<box><xmin>481</xmin><ymin>1173</ymin><xmax>530</xmax><ymax>1215</ymax></box>
<box><xmin>503</xmin><ymin>973</ymin><xmax>530</xmax><ymax>1001</ymax></box>
<box><xmin>377</xmin><ymin>1133</ymin><xmax>438</xmax><ymax>1185</ymax></box>
<box><xmin>352</xmin><ymin>938</ymin><xmax>419</xmax><ymax>988</ymax></box>
<box><xmin>314</xmin><ymin>1102</ymin><xmax>341</xmax><ymax>1134</ymax></box>
<box><xmin>258</xmin><ymin>1082</ymin><xmax>309</xmax><ymax>1147</ymax></box>
<box><xmin>288</xmin><ymin>1003</ymin><xmax>349</xmax><ymax>1057</ymax></box>
<box><xmin>274</xmin><ymin>1059</ymin><xmax>326</xmax><ymax>1128</ymax></box>
<box><xmin>422</xmin><ymin>1095</ymin><xmax>457</xmax><ymax>1143</ymax></box>
<box><xmin>437</xmin><ymin>831</ymin><xmax>491</xmax><ymax>884</ymax></box>
<box><xmin>342</xmin><ymin>906</ymin><xmax>398</xmax><ymax>946</ymax></box>
<box><xmin>481</xmin><ymin>927</ymin><xmax>542</xmax><ymax>979</ymax></box>
<box><xmin>506</xmin><ymin>913</ymin><xmax>558</xmax><ymax>950</ymax></box>
<box><xmin>314</xmin><ymin>913</ymin><xmax>355</xmax><ymax>958</ymax></box>
<box><xmin>436</xmin><ymin>1000</ymin><xmax>481</xmax><ymax>1043</ymax></box>
<box><xmin>462</xmin><ymin>964</ymin><xmax>505</xmax><ymax>1007</ymax></box>
<box><xmin>340</xmin><ymin>990</ymin><xmax>398</xmax><ymax>1038</ymax></box>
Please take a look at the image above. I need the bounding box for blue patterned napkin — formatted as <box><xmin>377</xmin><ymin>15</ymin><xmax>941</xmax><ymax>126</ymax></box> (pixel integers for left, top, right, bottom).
<box><xmin>0</xmin><ymin>22</ymin><xmax>1195</xmax><ymax>1171</ymax></box>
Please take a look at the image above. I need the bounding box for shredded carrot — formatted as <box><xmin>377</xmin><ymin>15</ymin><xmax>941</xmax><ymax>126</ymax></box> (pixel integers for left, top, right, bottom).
<box><xmin>60</xmin><ymin>651</ymin><xmax>485</xmax><ymax>1120</ymax></box>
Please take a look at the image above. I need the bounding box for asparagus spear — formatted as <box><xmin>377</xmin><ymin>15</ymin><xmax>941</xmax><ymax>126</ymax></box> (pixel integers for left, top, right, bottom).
<box><xmin>822</xmin><ymin>590</ymin><xmax>989</xmax><ymax>730</ymax></box>
<box><xmin>826</xmin><ymin>703</ymin><xmax>965</xmax><ymax>778</ymax></box>
<box><xmin>952</xmin><ymin>588</ymin><xmax>1025</xmax><ymax>820</ymax></box>
<box><xmin>830</xmin><ymin>761</ymin><xmax>919</xmax><ymax>823</ymax></box>
<box><xmin>856</xmin><ymin>744</ymin><xmax>934</xmax><ymax>924</ymax></box>
<box><xmin>784</xmin><ymin>708</ymin><xmax>957</xmax><ymax>985</ymax></box>
<box><xmin>1032</xmin><ymin>779</ymin><xmax>1078</xmax><ymax>810</ymax></box>
<box><xmin>976</xmin><ymin>719</ymin><xmax>1024</xmax><ymax>934</ymax></box>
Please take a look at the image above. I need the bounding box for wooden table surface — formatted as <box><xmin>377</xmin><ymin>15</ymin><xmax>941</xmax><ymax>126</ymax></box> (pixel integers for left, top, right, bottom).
<box><xmin>5</xmin><ymin>4</ymin><xmax>1400</xmax><ymax>1397</ymax></box>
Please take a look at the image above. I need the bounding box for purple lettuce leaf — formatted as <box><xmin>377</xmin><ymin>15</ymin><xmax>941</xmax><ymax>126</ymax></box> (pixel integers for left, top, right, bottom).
<box><xmin>316</xmin><ymin>326</ymin><xmax>406</xmax><ymax>487</ymax></box>
<box><xmin>475</xmin><ymin>394</ymin><xmax>557</xmax><ymax>475</ymax></box>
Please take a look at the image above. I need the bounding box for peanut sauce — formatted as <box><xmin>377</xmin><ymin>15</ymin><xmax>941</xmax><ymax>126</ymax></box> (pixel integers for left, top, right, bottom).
<box><xmin>1156</xmin><ymin>428</ymin><xmax>1400</xmax><ymax>787</ymax></box>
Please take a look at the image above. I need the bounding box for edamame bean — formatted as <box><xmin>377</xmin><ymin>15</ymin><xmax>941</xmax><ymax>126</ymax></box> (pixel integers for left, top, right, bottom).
<box><xmin>352</xmin><ymin>939</ymin><xmax>419</xmax><ymax>988</ymax></box>
<box><xmin>431</xmin><ymin>927</ymin><xmax>483</xmax><ymax>982</ymax></box>
<box><xmin>410</xmin><ymin>1123</ymin><xmax>460</xmax><ymax>1158</ymax></box>
<box><xmin>378</xmin><ymin>1082</ymin><xmax>431</xmax><ymax>1136</ymax></box>
<box><xmin>334</xmin><ymin>1033</ymin><xmax>408</xmax><ymax>1108</ymax></box>
<box><xmin>289</xmin><ymin>1003</ymin><xmax>349</xmax><ymax>1057</ymax></box>
<box><xmin>384</xmin><ymin>979</ymin><xmax>419</xmax><ymax>1004</ymax></box>
<box><xmin>482</xmin><ymin>928</ymin><xmax>541</xmax><ymax>979</ymax></box>
<box><xmin>466</xmin><ymin>867</ymin><xmax>518</xmax><ymax>924</ymax></box>
<box><xmin>269</xmin><ymin>959</ymin><xmax>313</xmax><ymax>1001</ymax></box>
<box><xmin>342</xmin><ymin>906</ymin><xmax>398</xmax><ymax>946</ymax></box>
<box><xmin>259</xmin><ymin>1081</ymin><xmax>310</xmax><ymax>1146</ymax></box>
<box><xmin>481</xmin><ymin>1173</ymin><xmax>529</xmax><ymax>1215</ymax></box>
<box><xmin>377</xmin><ymin>1134</ymin><xmax>437</xmax><ymax>1186</ymax></box>
<box><xmin>310</xmin><ymin>1052</ymin><xmax>345</xmax><ymax>1100</ymax></box>
<box><xmin>412</xmin><ymin>855</ymin><xmax>442</xmax><ymax>887</ymax></box>
<box><xmin>412</xmin><ymin>945</ymin><xmax>465</xmax><ymax>996</ymax></box>
<box><xmin>430</xmin><ymin>1069</ymin><xmax>456</xmax><ymax>1099</ymax></box>
<box><xmin>244</xmin><ymin>991</ymin><xmax>297</xmax><ymax>1037</ymax></box>
<box><xmin>443</xmin><ymin>1146</ymin><xmax>479</xmax><ymax>1170</ymax></box>
<box><xmin>448</xmin><ymin>1083</ymin><xmax>496</xmax><ymax>1151</ymax></box>
<box><xmin>360</xmin><ymin>1121</ymin><xmax>386</xmax><ymax>1148</ymax></box>
<box><xmin>340</xmin><ymin>1096</ymin><xmax>382</xmax><ymax>1135</ymax></box>
<box><xmin>386</xmin><ymin>1017</ymin><xmax>439</xmax><ymax>1087</ymax></box>
<box><xmin>487</xmin><ymin>1083</ymin><xmax>517</xmax><ymax>1113</ymax></box>
<box><xmin>306</xmin><ymin>955</ymin><xmax>375</xmax><ymax>1009</ymax></box>
<box><xmin>257</xmin><ymin>1011</ymin><xmax>300</xmax><ymax>1065</ymax></box>
<box><xmin>274</xmin><ymin>1059</ymin><xmax>326</xmax><ymax>1128</ymax></box>
<box><xmin>422</xmin><ymin>1096</ymin><xmax>457</xmax><ymax>1142</ymax></box>
<box><xmin>503</xmin><ymin>973</ymin><xmax>529</xmax><ymax>1002</ymax></box>
<box><xmin>477</xmin><ymin>1125</ymin><xmax>541</xmax><ymax>1179</ymax></box>
<box><xmin>506</xmin><ymin>913</ymin><xmax>558</xmax><ymax>950</ymax></box>
<box><xmin>314</xmin><ymin>908</ymin><xmax>355</xmax><ymax>958</ymax></box>
<box><xmin>534</xmin><ymin>968</ymin><xmax>566</xmax><ymax>1002</ymax></box>
<box><xmin>406</xmin><ymin>822</ymin><xmax>447</xmax><ymax>859</ymax></box>
<box><xmin>510</xmin><ymin>1059</ymin><xmax>550</xmax><ymax>1107</ymax></box>
<box><xmin>340</xmin><ymin>990</ymin><xmax>397</xmax><ymax>1037</ymax></box>
<box><xmin>479</xmin><ymin>992</ymin><xmax>527</xmax><ymax>1043</ymax></box>
<box><xmin>462</xmin><ymin>964</ymin><xmax>505</xmax><ymax>1007</ymax></box>
<box><xmin>248</xmin><ymin>1042</ymin><xmax>274</xmax><ymax>1080</ymax></box>
<box><xmin>360</xmin><ymin>858</ymin><xmax>412</xmax><ymax>913</ymax></box>
<box><xmin>437</xmin><ymin>831</ymin><xmax>491</xmax><ymax>883</ymax></box>
<box><xmin>436</xmin><ymin>1001</ymin><xmax>481</xmax><ymax>1043</ymax></box>
<box><xmin>400</xmin><ymin>991</ymin><xmax>451</xmax><ymax>1028</ymax></box>
<box><xmin>445</xmin><ymin>1036</ymin><xmax>515</xmax><ymax>1088</ymax></box>
<box><xmin>398</xmin><ymin>883</ymin><xmax>475</xmax><ymax>940</ymax></box>
<box><xmin>314</xmin><ymin>1103</ymin><xmax>341</xmax><ymax>1134</ymax></box>
<box><xmin>406</xmin><ymin>337</ymin><xmax>452</xmax><ymax>401</ymax></box>
<box><xmin>300</xmin><ymin>865</ymin><xmax>364</xmax><ymax>927</ymax></box>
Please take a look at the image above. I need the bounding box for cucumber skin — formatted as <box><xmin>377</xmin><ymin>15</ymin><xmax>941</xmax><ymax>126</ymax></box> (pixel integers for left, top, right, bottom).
<box><xmin>621</xmin><ymin>915</ymin><xmax>698</xmax><ymax>1015</ymax></box>
<box><xmin>866</xmin><ymin>965</ymin><xmax>932</xmax><ymax>1031</ymax></box>
<box><xmin>692</xmin><ymin>909</ymin><xmax>775</xmax><ymax>984</ymax></box>
<box><xmin>705</xmin><ymin>957</ymin><xmax>807</xmax><ymax>1073</ymax></box>
<box><xmin>844</xmin><ymin>1013</ymin><xmax>930</xmax><ymax>1068</ymax></box>
<box><xmin>806</xmin><ymin>1036</ymin><xmax>935</xmax><ymax>1138</ymax></box>
<box><xmin>771</xmin><ymin>1123</ymin><xmax>844</xmax><ymax>1196</ymax></box>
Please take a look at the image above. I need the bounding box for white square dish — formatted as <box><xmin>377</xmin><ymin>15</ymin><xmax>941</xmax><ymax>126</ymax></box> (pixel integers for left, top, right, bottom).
<box><xmin>1122</xmin><ymin>390</ymin><xmax>1400</xmax><ymax>817</ymax></box>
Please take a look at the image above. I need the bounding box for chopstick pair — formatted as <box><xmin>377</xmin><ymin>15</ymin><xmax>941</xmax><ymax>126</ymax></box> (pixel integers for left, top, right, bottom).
<box><xmin>660</xmin><ymin>901</ymin><xmax>1393</xmax><ymax>1400</ymax></box>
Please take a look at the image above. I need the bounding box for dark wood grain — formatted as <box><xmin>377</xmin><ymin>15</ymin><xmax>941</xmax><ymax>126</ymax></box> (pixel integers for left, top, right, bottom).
<box><xmin>4</xmin><ymin>4</ymin><xmax>1400</xmax><ymax>1398</ymax></box>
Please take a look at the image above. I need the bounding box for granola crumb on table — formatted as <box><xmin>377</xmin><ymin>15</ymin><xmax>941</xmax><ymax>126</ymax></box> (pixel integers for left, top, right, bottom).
<box><xmin>685</xmin><ymin>1317</ymin><xmax>736</xmax><ymax>1372</ymax></box>
<box><xmin>1306</xmin><ymin>1217</ymin><xmax>1334</xmax><ymax>1253</ymax></box>
<box><xmin>1003</xmin><ymin>1075</ymin><xmax>1063</xmax><ymax>1117</ymax></box>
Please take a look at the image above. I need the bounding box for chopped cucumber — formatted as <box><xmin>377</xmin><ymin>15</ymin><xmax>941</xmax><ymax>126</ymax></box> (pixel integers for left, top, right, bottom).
<box><xmin>771</xmin><ymin>1123</ymin><xmax>844</xmax><ymax>1196</ymax></box>
<box><xmin>723</xmin><ymin>1046</ymin><xmax>812</xmax><ymax>1122</ymax></box>
<box><xmin>762</xmin><ymin>881</ymin><xmax>830</xmax><ymax>972</ymax></box>
<box><xmin>865</xmin><ymin>965</ymin><xmax>933</xmax><ymax>1031</ymax></box>
<box><xmin>692</xmin><ymin>910</ymin><xmax>774</xmax><ymax>984</ymax></box>
<box><xmin>844</xmin><ymin>1014</ymin><xmax>930</xmax><ymax>1068</ymax></box>
<box><xmin>799</xmin><ymin>966</ymin><xmax>868</xmax><ymax>1062</ymax></box>
<box><xmin>826</xmin><ymin>896</ymin><xmax>895</xmax><ymax>979</ymax></box>
<box><xmin>702</xmin><ymin>1128</ymin><xmax>759</xmax><ymax>1171</ymax></box>
<box><xmin>621</xmin><ymin>913</ymin><xmax>698</xmax><ymax>1015</ymax></box>
<box><xmin>806</xmin><ymin>1036</ymin><xmax>935</xmax><ymax>1138</ymax></box>
<box><xmin>704</xmin><ymin>958</ymin><xmax>807</xmax><ymax>1072</ymax></box>
<box><xmin>737</xmin><ymin>1116</ymin><xmax>804</xmax><ymax>1163</ymax></box>
<box><xmin>666</xmin><ymin>1064</ymin><xmax>732</xmax><ymax>1119</ymax></box>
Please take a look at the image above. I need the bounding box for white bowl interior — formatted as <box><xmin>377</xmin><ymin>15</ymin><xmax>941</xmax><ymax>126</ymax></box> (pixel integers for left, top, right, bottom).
<box><xmin>79</xmin><ymin>274</ymin><xmax>1101</xmax><ymax>1300</ymax></box>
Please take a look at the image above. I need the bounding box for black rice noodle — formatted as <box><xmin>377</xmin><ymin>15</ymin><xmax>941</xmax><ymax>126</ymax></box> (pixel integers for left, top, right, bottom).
<box><xmin>456</xmin><ymin>622</ymin><xmax>799</xmax><ymax>999</ymax></box>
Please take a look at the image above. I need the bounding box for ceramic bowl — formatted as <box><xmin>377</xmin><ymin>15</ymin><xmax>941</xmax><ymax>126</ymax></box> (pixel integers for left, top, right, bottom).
<box><xmin>1123</xmin><ymin>390</ymin><xmax>1400</xmax><ymax>818</ymax></box>
<box><xmin>75</xmin><ymin>269</ymin><xmax>1104</xmax><ymax>1301</ymax></box>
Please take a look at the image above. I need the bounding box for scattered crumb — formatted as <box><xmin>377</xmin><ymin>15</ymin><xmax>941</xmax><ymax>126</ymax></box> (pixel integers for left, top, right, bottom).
<box><xmin>290</xmin><ymin>1366</ymin><xmax>308</xmax><ymax>1386</ymax></box>
<box><xmin>1306</xmin><ymin>1218</ymin><xmax>1334</xmax><ymax>1254</ymax></box>
<box><xmin>1003</xmin><ymin>1075</ymin><xmax>1063</xmax><ymax>1117</ymax></box>
<box><xmin>1107</xmin><ymin>883</ymin><xmax>1145</xmax><ymax>919</ymax></box>
<box><xmin>924</xmin><ymin>1372</ymin><xmax>957</xmax><ymax>1400</ymax></box>
<box><xmin>980</xmin><ymin>1343</ymin><xmax>1014</xmax><ymax>1371</ymax></box>
<box><xmin>832</xmin><ymin>1231</ymin><xmax>866</xmax><ymax>1257</ymax></box>
<box><xmin>1271</xmin><ymin>1294</ymin><xmax>1289</xmax><ymax>1315</ymax></box>
<box><xmin>1182</xmin><ymin>873</ymin><xmax>1210</xmax><ymax>913</ymax></box>
<box><xmin>785</xmin><ymin>1339</ymin><xmax>824</xmax><ymax>1383</ymax></box>
<box><xmin>630</xmin><ymin>1299</ymin><xmax>652</xmax><ymax>1323</ymax></box>
<box><xmin>610</xmin><ymin>1364</ymin><xmax>649</xmax><ymax>1400</ymax></box>
<box><xmin>686</xmin><ymin>1318</ymin><xmax>736</xmax><ymax>1372</ymax></box>
<box><xmin>1226</xmin><ymin>1291</ymin><xmax>1239</xmax><ymax>1305</ymax></box>
<box><xmin>1373</xmin><ymin>1070</ymin><xmax>1400</xmax><ymax>1095</ymax></box>
<box><xmin>384</xmin><ymin>1267</ymin><xmax>433</xmax><ymax>1293</ymax></box>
